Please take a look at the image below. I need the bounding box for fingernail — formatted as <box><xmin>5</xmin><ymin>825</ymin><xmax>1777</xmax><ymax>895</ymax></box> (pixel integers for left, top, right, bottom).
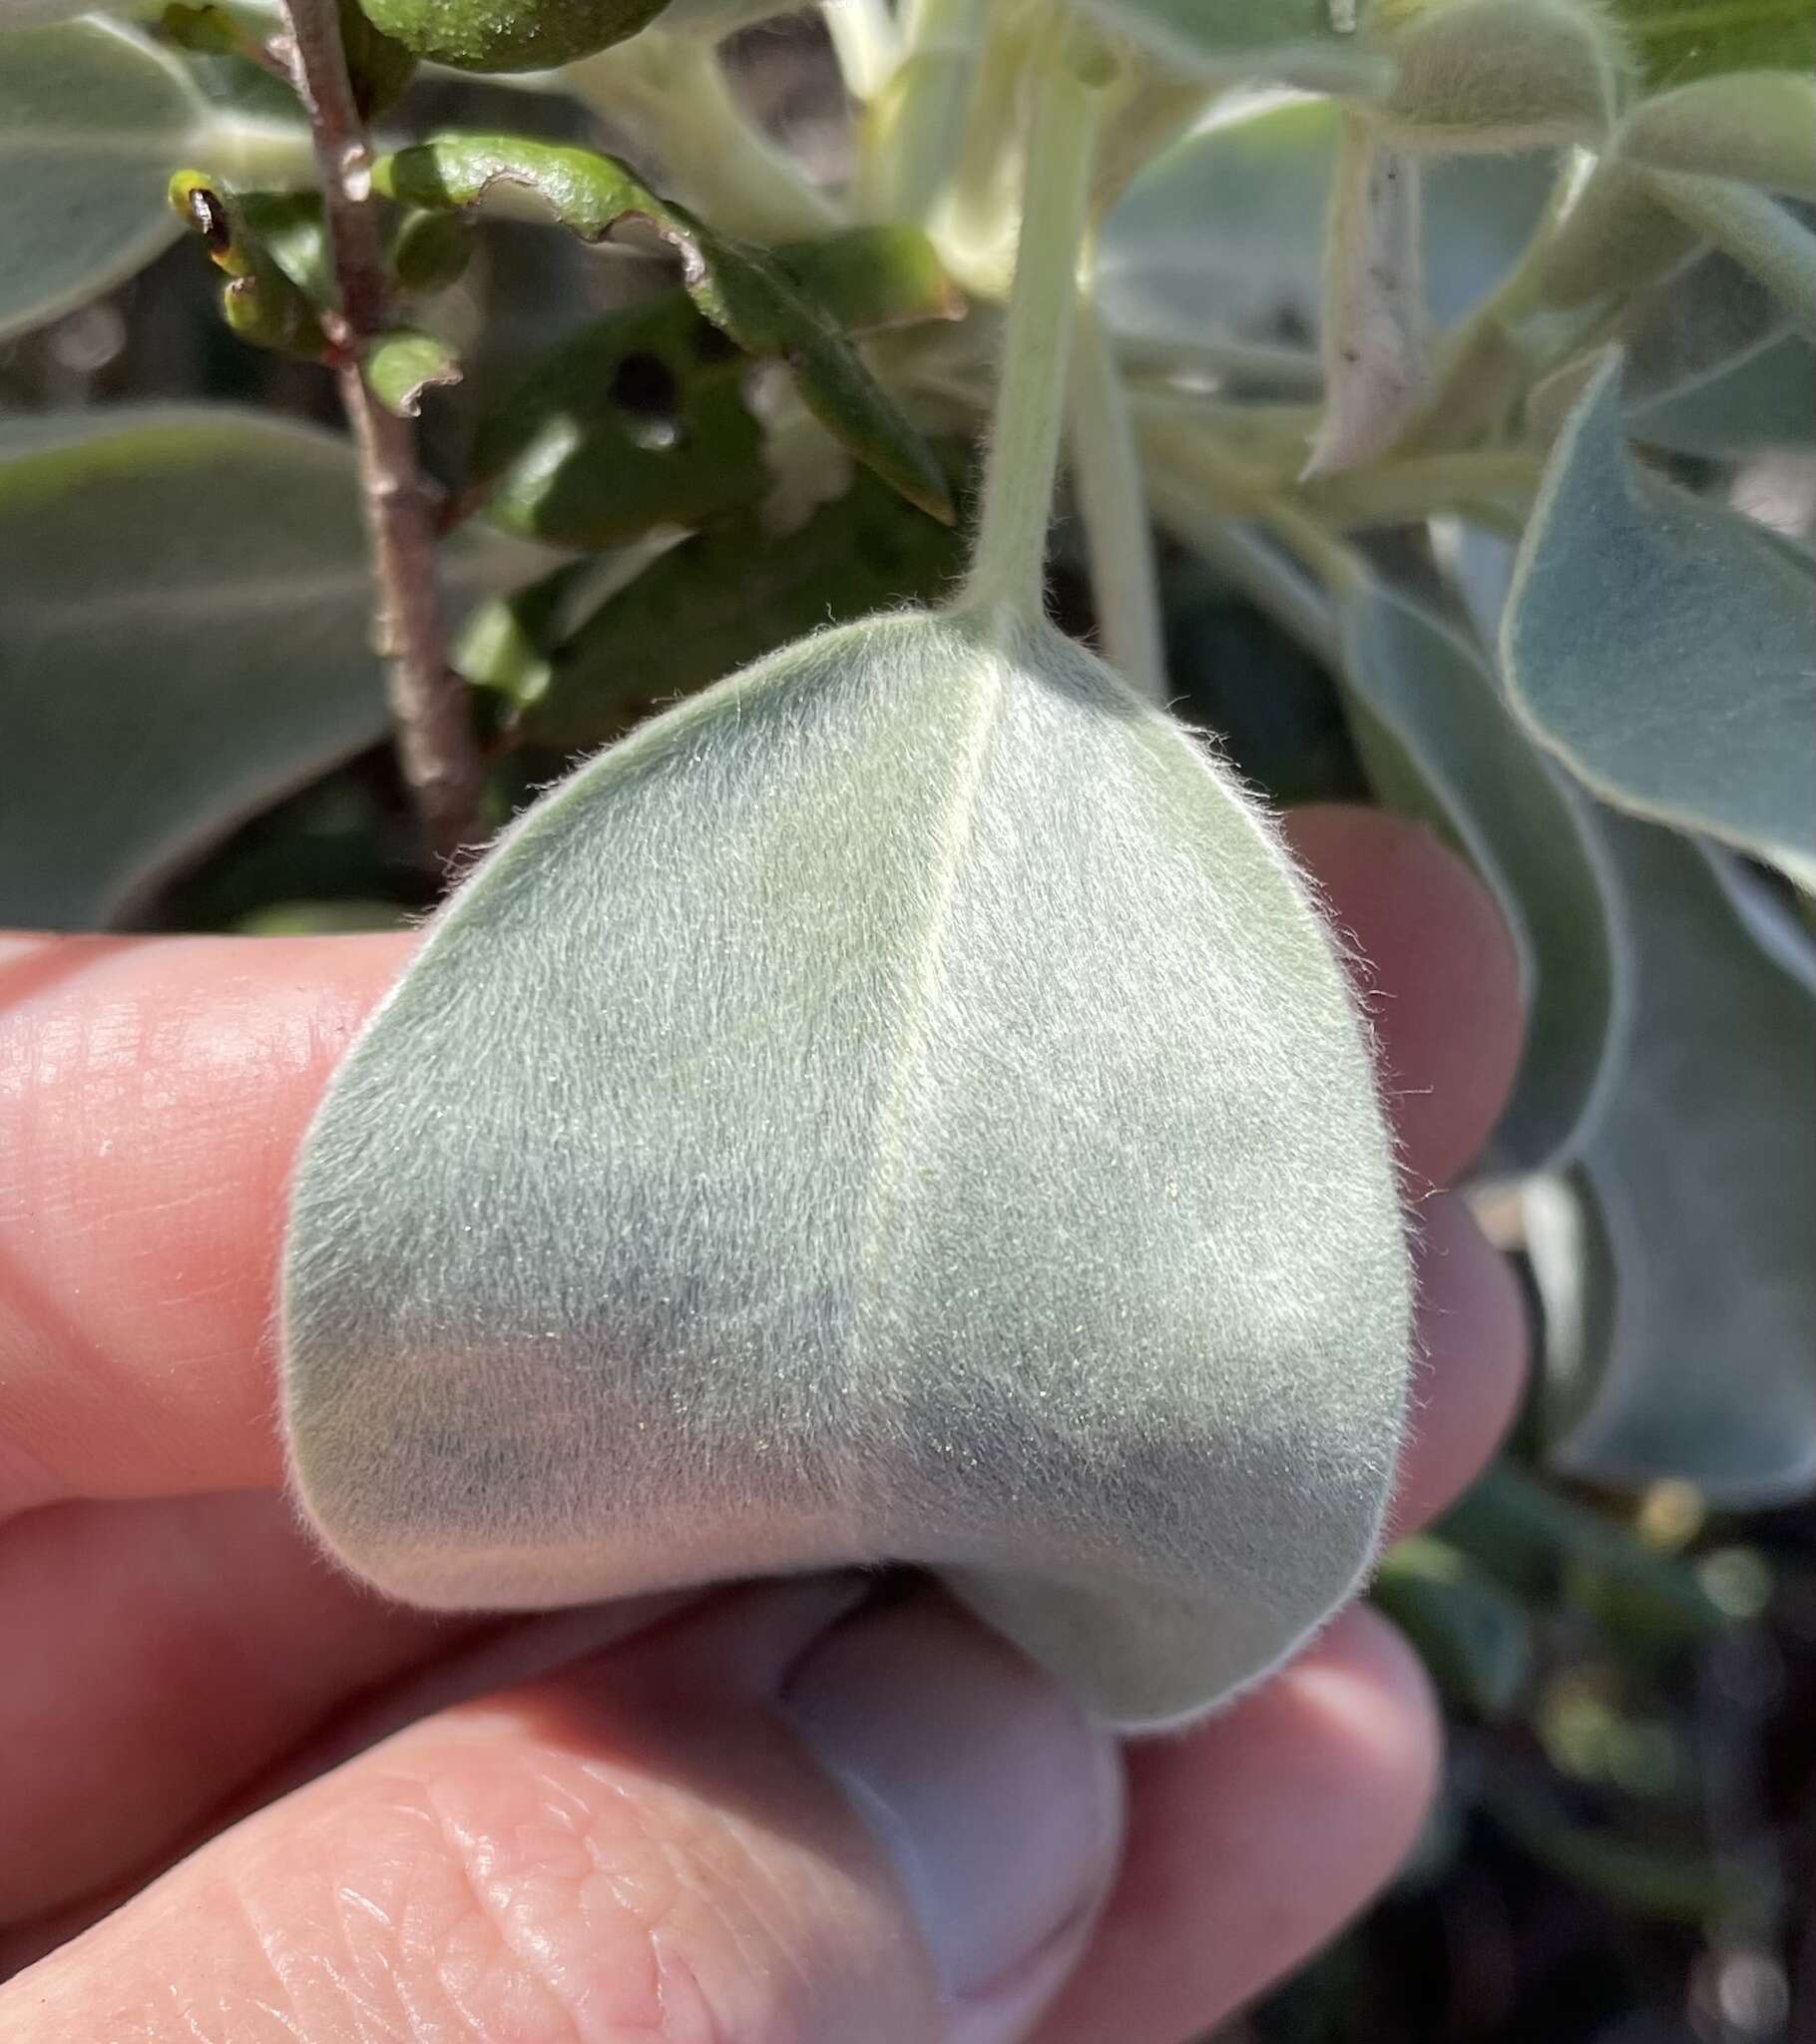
<box><xmin>781</xmin><ymin>1586</ymin><xmax>1123</xmax><ymax>2005</ymax></box>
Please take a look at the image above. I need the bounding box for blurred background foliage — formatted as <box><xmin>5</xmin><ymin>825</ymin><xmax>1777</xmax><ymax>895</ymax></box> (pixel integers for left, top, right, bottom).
<box><xmin>2</xmin><ymin>4</ymin><xmax>1814</xmax><ymax>2038</ymax></box>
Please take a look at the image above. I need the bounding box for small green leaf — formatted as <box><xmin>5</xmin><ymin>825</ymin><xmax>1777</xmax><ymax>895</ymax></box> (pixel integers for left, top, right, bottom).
<box><xmin>1373</xmin><ymin>1535</ymin><xmax>1532</xmax><ymax>1718</ymax></box>
<box><xmin>1618</xmin><ymin>71</ymin><xmax>1816</xmax><ymax>200</ymax></box>
<box><xmin>281</xmin><ymin>605</ymin><xmax>1409</xmax><ymax>1728</ymax></box>
<box><xmin>1543</xmin><ymin>820</ymin><xmax>1816</xmax><ymax>1506</ymax></box>
<box><xmin>0</xmin><ymin>406</ymin><xmax>536</xmax><ymax>928</ymax></box>
<box><xmin>1606</xmin><ymin>0</ymin><xmax>1814</xmax><ymax>86</ymax></box>
<box><xmin>353</xmin><ymin>0</ymin><xmax>670</xmax><ymax>72</ymax></box>
<box><xmin>1336</xmin><ymin>578</ymin><xmax>1625</xmax><ymax>1171</ymax></box>
<box><xmin>373</xmin><ymin>135</ymin><xmax>955</xmax><ymax>522</ymax></box>
<box><xmin>1367</xmin><ymin>0</ymin><xmax>1628</xmax><ymax>151</ymax></box>
<box><xmin>1505</xmin><ymin>352</ymin><xmax>1816</xmax><ymax>884</ymax></box>
<box><xmin>0</xmin><ymin>20</ymin><xmax>205</xmax><ymax>341</ymax></box>
<box><xmin>168</xmin><ymin>173</ymin><xmax>332</xmax><ymax>356</ymax></box>
<box><xmin>365</xmin><ymin>328</ymin><xmax>462</xmax><ymax>416</ymax></box>
<box><xmin>388</xmin><ymin>209</ymin><xmax>475</xmax><ymax>296</ymax></box>
<box><xmin>520</xmin><ymin>465</ymin><xmax>966</xmax><ymax>747</ymax></box>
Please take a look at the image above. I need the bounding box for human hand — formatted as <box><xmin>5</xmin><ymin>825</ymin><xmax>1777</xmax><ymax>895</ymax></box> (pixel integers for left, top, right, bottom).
<box><xmin>0</xmin><ymin>803</ymin><xmax>1527</xmax><ymax>2044</ymax></box>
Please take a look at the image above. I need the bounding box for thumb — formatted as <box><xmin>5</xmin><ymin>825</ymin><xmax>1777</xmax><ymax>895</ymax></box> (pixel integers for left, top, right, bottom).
<box><xmin>11</xmin><ymin>1578</ymin><xmax>1124</xmax><ymax>2044</ymax></box>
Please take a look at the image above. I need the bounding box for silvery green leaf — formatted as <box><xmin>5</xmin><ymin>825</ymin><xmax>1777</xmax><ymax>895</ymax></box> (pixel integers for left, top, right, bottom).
<box><xmin>1337</xmin><ymin>577</ymin><xmax>1626</xmax><ymax>1170</ymax></box>
<box><xmin>1617</xmin><ymin>71</ymin><xmax>1816</xmax><ymax>201</ymax></box>
<box><xmin>0</xmin><ymin>405</ymin><xmax>538</xmax><ymax>928</ymax></box>
<box><xmin>1620</xmin><ymin>250</ymin><xmax>1816</xmax><ymax>453</ymax></box>
<box><xmin>0</xmin><ymin>19</ymin><xmax>204</xmax><ymax>341</ymax></box>
<box><xmin>1505</xmin><ymin>352</ymin><xmax>1816</xmax><ymax>888</ymax></box>
<box><xmin>1071</xmin><ymin>0</ymin><xmax>1388</xmax><ymax>95</ymax></box>
<box><xmin>1545</xmin><ymin>819</ymin><xmax>1816</xmax><ymax>1506</ymax></box>
<box><xmin>1626</xmin><ymin>327</ymin><xmax>1816</xmax><ymax>454</ymax></box>
<box><xmin>1645</xmin><ymin>176</ymin><xmax>1816</xmax><ymax>341</ymax></box>
<box><xmin>1369</xmin><ymin>0</ymin><xmax>1626</xmax><ymax>153</ymax></box>
<box><xmin>282</xmin><ymin>605</ymin><xmax>1410</xmax><ymax>1728</ymax></box>
<box><xmin>1099</xmin><ymin>94</ymin><xmax>1555</xmax><ymax>370</ymax></box>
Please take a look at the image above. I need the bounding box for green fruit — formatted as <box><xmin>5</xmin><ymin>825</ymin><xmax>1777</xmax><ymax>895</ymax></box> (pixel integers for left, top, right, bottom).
<box><xmin>281</xmin><ymin>605</ymin><xmax>1410</xmax><ymax>1728</ymax></box>
<box><xmin>355</xmin><ymin>0</ymin><xmax>671</xmax><ymax>73</ymax></box>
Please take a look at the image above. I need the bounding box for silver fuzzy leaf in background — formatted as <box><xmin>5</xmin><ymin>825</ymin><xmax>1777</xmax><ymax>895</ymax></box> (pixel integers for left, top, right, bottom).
<box><xmin>281</xmin><ymin>605</ymin><xmax>1411</xmax><ymax>1729</ymax></box>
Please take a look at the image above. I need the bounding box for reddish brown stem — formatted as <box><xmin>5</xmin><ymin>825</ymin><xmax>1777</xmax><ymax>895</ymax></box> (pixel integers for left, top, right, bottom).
<box><xmin>280</xmin><ymin>0</ymin><xmax>485</xmax><ymax>869</ymax></box>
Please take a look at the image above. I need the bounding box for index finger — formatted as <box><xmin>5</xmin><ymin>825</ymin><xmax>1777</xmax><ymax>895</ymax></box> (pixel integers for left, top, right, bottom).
<box><xmin>0</xmin><ymin>809</ymin><xmax>1522</xmax><ymax>1514</ymax></box>
<box><xmin>0</xmin><ymin>931</ymin><xmax>408</xmax><ymax>1512</ymax></box>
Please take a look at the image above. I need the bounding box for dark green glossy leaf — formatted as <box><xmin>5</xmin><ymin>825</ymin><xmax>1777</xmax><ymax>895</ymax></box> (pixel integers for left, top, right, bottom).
<box><xmin>373</xmin><ymin>136</ymin><xmax>955</xmax><ymax>522</ymax></box>
<box><xmin>1440</xmin><ymin>1463</ymin><xmax>1724</xmax><ymax>1642</ymax></box>
<box><xmin>365</xmin><ymin>328</ymin><xmax>462</xmax><ymax>416</ymax></box>
<box><xmin>470</xmin><ymin>291</ymin><xmax>767</xmax><ymax>547</ymax></box>
<box><xmin>519</xmin><ymin>466</ymin><xmax>966</xmax><ymax>748</ymax></box>
<box><xmin>468</xmin><ymin>225</ymin><xmax>958</xmax><ymax>549</ymax></box>
<box><xmin>1336</xmin><ymin>577</ymin><xmax>1626</xmax><ymax>1171</ymax></box>
<box><xmin>1506</xmin><ymin>351</ymin><xmax>1816</xmax><ymax>885</ymax></box>
<box><xmin>1374</xmin><ymin>1535</ymin><xmax>1533</xmax><ymax>1718</ymax></box>
<box><xmin>354</xmin><ymin>0</ymin><xmax>668</xmax><ymax>72</ymax></box>
<box><xmin>1607</xmin><ymin>0</ymin><xmax>1815</xmax><ymax>86</ymax></box>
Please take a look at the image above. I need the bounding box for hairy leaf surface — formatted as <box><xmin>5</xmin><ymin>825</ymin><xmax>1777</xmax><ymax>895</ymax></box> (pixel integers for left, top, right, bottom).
<box><xmin>1506</xmin><ymin>353</ymin><xmax>1816</xmax><ymax>886</ymax></box>
<box><xmin>283</xmin><ymin>606</ymin><xmax>1410</xmax><ymax>1726</ymax></box>
<box><xmin>1545</xmin><ymin>821</ymin><xmax>1816</xmax><ymax>1505</ymax></box>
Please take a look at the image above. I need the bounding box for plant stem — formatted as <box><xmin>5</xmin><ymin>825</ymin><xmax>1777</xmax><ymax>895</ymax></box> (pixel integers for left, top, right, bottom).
<box><xmin>824</xmin><ymin>0</ymin><xmax>899</xmax><ymax>102</ymax></box>
<box><xmin>963</xmin><ymin>51</ymin><xmax>1103</xmax><ymax>623</ymax></box>
<box><xmin>1068</xmin><ymin>288</ymin><xmax>1167</xmax><ymax>701</ymax></box>
<box><xmin>861</xmin><ymin>0</ymin><xmax>987</xmax><ymax>226</ymax></box>
<box><xmin>280</xmin><ymin>0</ymin><xmax>482</xmax><ymax>868</ymax></box>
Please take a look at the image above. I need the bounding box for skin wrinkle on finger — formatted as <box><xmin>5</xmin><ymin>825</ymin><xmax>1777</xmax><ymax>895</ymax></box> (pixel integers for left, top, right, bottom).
<box><xmin>7</xmin><ymin>1622</ymin><xmax>944</xmax><ymax>2044</ymax></box>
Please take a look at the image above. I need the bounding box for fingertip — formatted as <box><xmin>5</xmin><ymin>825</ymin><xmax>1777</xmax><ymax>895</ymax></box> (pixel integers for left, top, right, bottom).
<box><xmin>1390</xmin><ymin>1192</ymin><xmax>1530</xmax><ymax>1537</ymax></box>
<box><xmin>1282</xmin><ymin>804</ymin><xmax>1525</xmax><ymax>1187</ymax></box>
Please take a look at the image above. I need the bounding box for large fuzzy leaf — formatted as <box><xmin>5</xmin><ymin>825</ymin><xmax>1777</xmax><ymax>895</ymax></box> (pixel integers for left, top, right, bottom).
<box><xmin>1337</xmin><ymin>578</ymin><xmax>1626</xmax><ymax>1171</ymax></box>
<box><xmin>282</xmin><ymin>606</ymin><xmax>1410</xmax><ymax>1728</ymax></box>
<box><xmin>0</xmin><ymin>405</ymin><xmax>534</xmax><ymax>928</ymax></box>
<box><xmin>0</xmin><ymin>20</ymin><xmax>205</xmax><ymax>341</ymax></box>
<box><xmin>1505</xmin><ymin>352</ymin><xmax>1816</xmax><ymax>887</ymax></box>
<box><xmin>1543</xmin><ymin>820</ymin><xmax>1816</xmax><ymax>1505</ymax></box>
